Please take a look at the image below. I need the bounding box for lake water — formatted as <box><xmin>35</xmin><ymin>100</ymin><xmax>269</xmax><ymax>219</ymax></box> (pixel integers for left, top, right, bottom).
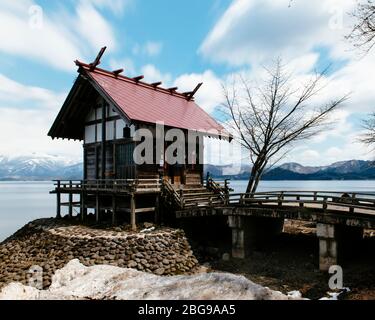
<box><xmin>1</xmin><ymin>180</ymin><xmax>375</xmax><ymax>242</ymax></box>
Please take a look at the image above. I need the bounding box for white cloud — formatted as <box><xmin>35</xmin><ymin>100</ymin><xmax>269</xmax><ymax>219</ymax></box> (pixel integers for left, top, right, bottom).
<box><xmin>74</xmin><ymin>1</ymin><xmax>117</xmax><ymax>52</ymax></box>
<box><xmin>132</xmin><ymin>41</ymin><xmax>163</xmax><ymax>57</ymax></box>
<box><xmin>109</xmin><ymin>57</ymin><xmax>137</xmax><ymax>76</ymax></box>
<box><xmin>141</xmin><ymin>64</ymin><xmax>172</xmax><ymax>85</ymax></box>
<box><xmin>200</xmin><ymin>0</ymin><xmax>356</xmax><ymax>66</ymax></box>
<box><xmin>83</xmin><ymin>0</ymin><xmax>131</xmax><ymax>15</ymax></box>
<box><xmin>174</xmin><ymin>70</ymin><xmax>223</xmax><ymax>114</ymax></box>
<box><xmin>0</xmin><ymin>74</ymin><xmax>65</xmax><ymax>108</ymax></box>
<box><xmin>0</xmin><ymin>74</ymin><xmax>81</xmax><ymax>160</ymax></box>
<box><xmin>0</xmin><ymin>0</ymin><xmax>118</xmax><ymax>71</ymax></box>
<box><xmin>144</xmin><ymin>41</ymin><xmax>163</xmax><ymax>57</ymax></box>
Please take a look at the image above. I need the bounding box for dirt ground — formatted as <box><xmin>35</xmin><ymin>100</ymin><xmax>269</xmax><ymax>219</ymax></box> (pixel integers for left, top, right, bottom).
<box><xmin>204</xmin><ymin>221</ymin><xmax>375</xmax><ymax>300</ymax></box>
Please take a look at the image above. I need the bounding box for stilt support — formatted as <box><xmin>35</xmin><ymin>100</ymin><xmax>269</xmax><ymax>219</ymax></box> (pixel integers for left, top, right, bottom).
<box><xmin>112</xmin><ymin>195</ymin><xmax>116</xmax><ymax>225</ymax></box>
<box><xmin>131</xmin><ymin>194</ymin><xmax>136</xmax><ymax>231</ymax></box>
<box><xmin>56</xmin><ymin>192</ymin><xmax>61</xmax><ymax>219</ymax></box>
<box><xmin>68</xmin><ymin>193</ymin><xmax>73</xmax><ymax>218</ymax></box>
<box><xmin>228</xmin><ymin>216</ymin><xmax>284</xmax><ymax>259</ymax></box>
<box><xmin>81</xmin><ymin>193</ymin><xmax>87</xmax><ymax>222</ymax></box>
<box><xmin>317</xmin><ymin>223</ymin><xmax>364</xmax><ymax>271</ymax></box>
<box><xmin>96</xmin><ymin>194</ymin><xmax>100</xmax><ymax>223</ymax></box>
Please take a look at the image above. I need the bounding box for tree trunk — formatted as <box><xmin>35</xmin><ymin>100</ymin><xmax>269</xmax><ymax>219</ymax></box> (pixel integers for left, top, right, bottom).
<box><xmin>246</xmin><ymin>165</ymin><xmax>258</xmax><ymax>194</ymax></box>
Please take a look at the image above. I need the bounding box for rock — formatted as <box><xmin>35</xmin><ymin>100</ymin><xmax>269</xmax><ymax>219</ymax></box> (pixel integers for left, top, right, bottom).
<box><xmin>127</xmin><ymin>261</ymin><xmax>137</xmax><ymax>268</ymax></box>
<box><xmin>154</xmin><ymin>268</ymin><xmax>165</xmax><ymax>275</ymax></box>
<box><xmin>222</xmin><ymin>253</ymin><xmax>231</xmax><ymax>261</ymax></box>
<box><xmin>0</xmin><ymin>260</ymin><xmax>299</xmax><ymax>300</ymax></box>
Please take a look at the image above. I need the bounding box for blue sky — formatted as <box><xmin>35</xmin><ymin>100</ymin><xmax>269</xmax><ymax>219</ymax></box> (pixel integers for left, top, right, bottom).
<box><xmin>0</xmin><ymin>0</ymin><xmax>374</xmax><ymax>166</ymax></box>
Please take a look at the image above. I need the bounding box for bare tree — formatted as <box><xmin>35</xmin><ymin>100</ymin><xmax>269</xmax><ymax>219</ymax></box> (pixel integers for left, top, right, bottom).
<box><xmin>346</xmin><ymin>0</ymin><xmax>375</xmax><ymax>53</ymax></box>
<box><xmin>347</xmin><ymin>1</ymin><xmax>375</xmax><ymax>148</ymax></box>
<box><xmin>221</xmin><ymin>60</ymin><xmax>349</xmax><ymax>194</ymax></box>
<box><xmin>360</xmin><ymin>113</ymin><xmax>375</xmax><ymax>146</ymax></box>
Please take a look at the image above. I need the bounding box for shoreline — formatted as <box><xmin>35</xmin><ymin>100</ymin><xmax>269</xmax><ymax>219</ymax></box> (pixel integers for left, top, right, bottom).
<box><xmin>1</xmin><ymin>218</ymin><xmax>374</xmax><ymax>300</ymax></box>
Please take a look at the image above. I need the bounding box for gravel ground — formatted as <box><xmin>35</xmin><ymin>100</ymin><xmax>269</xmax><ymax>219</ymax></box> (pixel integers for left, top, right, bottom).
<box><xmin>208</xmin><ymin>221</ymin><xmax>375</xmax><ymax>300</ymax></box>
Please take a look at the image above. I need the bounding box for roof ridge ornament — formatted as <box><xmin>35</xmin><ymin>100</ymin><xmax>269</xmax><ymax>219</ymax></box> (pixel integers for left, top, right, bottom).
<box><xmin>183</xmin><ymin>83</ymin><xmax>203</xmax><ymax>101</ymax></box>
<box><xmin>112</xmin><ymin>69</ymin><xmax>124</xmax><ymax>78</ymax></box>
<box><xmin>75</xmin><ymin>47</ymin><xmax>204</xmax><ymax>101</ymax></box>
<box><xmin>89</xmin><ymin>47</ymin><xmax>107</xmax><ymax>71</ymax></box>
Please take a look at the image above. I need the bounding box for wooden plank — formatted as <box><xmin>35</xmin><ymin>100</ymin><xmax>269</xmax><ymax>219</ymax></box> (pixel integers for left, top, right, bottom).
<box><xmin>125</xmin><ymin>207</ymin><xmax>156</xmax><ymax>213</ymax></box>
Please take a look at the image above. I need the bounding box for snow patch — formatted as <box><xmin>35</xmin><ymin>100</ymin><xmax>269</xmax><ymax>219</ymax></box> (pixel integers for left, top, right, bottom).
<box><xmin>0</xmin><ymin>260</ymin><xmax>301</xmax><ymax>300</ymax></box>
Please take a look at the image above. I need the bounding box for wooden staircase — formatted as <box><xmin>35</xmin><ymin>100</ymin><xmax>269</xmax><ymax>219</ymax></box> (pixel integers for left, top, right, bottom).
<box><xmin>135</xmin><ymin>174</ymin><xmax>161</xmax><ymax>193</ymax></box>
<box><xmin>162</xmin><ymin>173</ymin><xmax>229</xmax><ymax>209</ymax></box>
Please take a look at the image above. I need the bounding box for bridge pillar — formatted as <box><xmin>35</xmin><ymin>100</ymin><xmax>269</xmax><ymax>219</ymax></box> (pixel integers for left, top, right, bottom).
<box><xmin>317</xmin><ymin>223</ymin><xmax>364</xmax><ymax>271</ymax></box>
<box><xmin>228</xmin><ymin>216</ymin><xmax>284</xmax><ymax>259</ymax></box>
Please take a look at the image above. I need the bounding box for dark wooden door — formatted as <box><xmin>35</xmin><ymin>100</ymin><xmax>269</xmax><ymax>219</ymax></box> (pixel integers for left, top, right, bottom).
<box><xmin>116</xmin><ymin>143</ymin><xmax>135</xmax><ymax>179</ymax></box>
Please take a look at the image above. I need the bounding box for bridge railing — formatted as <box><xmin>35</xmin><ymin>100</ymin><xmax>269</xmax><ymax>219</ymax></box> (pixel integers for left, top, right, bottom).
<box><xmin>225</xmin><ymin>191</ymin><xmax>375</xmax><ymax>215</ymax></box>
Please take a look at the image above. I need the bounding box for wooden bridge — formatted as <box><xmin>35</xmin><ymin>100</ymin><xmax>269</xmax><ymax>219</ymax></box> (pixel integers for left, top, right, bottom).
<box><xmin>171</xmin><ymin>188</ymin><xmax>375</xmax><ymax>272</ymax></box>
<box><xmin>52</xmin><ymin>179</ymin><xmax>375</xmax><ymax>271</ymax></box>
<box><xmin>176</xmin><ymin>190</ymin><xmax>375</xmax><ymax>228</ymax></box>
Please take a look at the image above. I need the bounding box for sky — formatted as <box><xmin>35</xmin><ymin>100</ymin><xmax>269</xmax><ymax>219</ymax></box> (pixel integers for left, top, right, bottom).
<box><xmin>0</xmin><ymin>0</ymin><xmax>374</xmax><ymax>166</ymax></box>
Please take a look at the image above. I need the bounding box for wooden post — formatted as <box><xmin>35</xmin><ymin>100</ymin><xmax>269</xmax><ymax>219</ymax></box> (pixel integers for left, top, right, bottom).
<box><xmin>68</xmin><ymin>193</ymin><xmax>73</xmax><ymax>218</ymax></box>
<box><xmin>112</xmin><ymin>195</ymin><xmax>116</xmax><ymax>225</ymax></box>
<box><xmin>297</xmin><ymin>196</ymin><xmax>304</xmax><ymax>208</ymax></box>
<box><xmin>81</xmin><ymin>193</ymin><xmax>85</xmax><ymax>222</ymax></box>
<box><xmin>56</xmin><ymin>181</ymin><xmax>61</xmax><ymax>219</ymax></box>
<box><xmin>131</xmin><ymin>193</ymin><xmax>136</xmax><ymax>231</ymax></box>
<box><xmin>155</xmin><ymin>195</ymin><xmax>160</xmax><ymax>224</ymax></box>
<box><xmin>350</xmin><ymin>194</ymin><xmax>356</xmax><ymax>213</ymax></box>
<box><xmin>278</xmin><ymin>192</ymin><xmax>283</xmax><ymax>207</ymax></box>
<box><xmin>95</xmin><ymin>194</ymin><xmax>100</xmax><ymax>223</ymax></box>
<box><xmin>323</xmin><ymin>197</ymin><xmax>328</xmax><ymax>211</ymax></box>
<box><xmin>101</xmin><ymin>103</ymin><xmax>107</xmax><ymax>180</ymax></box>
<box><xmin>68</xmin><ymin>181</ymin><xmax>73</xmax><ymax>218</ymax></box>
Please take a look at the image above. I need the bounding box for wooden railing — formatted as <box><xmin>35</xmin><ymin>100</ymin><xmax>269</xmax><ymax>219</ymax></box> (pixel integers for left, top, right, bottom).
<box><xmin>205</xmin><ymin>174</ymin><xmax>233</xmax><ymax>201</ymax></box>
<box><xmin>225</xmin><ymin>191</ymin><xmax>375</xmax><ymax>215</ymax></box>
<box><xmin>53</xmin><ymin>179</ymin><xmax>161</xmax><ymax>194</ymax></box>
<box><xmin>161</xmin><ymin>179</ymin><xmax>184</xmax><ymax>209</ymax></box>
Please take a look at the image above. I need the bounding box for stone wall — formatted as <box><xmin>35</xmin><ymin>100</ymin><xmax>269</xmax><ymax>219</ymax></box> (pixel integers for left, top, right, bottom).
<box><xmin>0</xmin><ymin>219</ymin><xmax>199</xmax><ymax>289</ymax></box>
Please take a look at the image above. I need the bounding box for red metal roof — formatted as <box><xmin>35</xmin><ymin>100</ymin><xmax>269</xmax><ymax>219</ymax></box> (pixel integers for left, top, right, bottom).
<box><xmin>77</xmin><ymin>63</ymin><xmax>228</xmax><ymax>138</ymax></box>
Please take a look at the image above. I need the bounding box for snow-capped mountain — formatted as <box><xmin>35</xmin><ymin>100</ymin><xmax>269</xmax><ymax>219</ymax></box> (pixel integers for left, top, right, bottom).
<box><xmin>0</xmin><ymin>155</ymin><xmax>82</xmax><ymax>181</ymax></box>
<box><xmin>264</xmin><ymin>160</ymin><xmax>375</xmax><ymax>180</ymax></box>
<box><xmin>278</xmin><ymin>162</ymin><xmax>323</xmax><ymax>175</ymax></box>
<box><xmin>0</xmin><ymin>155</ymin><xmax>374</xmax><ymax>181</ymax></box>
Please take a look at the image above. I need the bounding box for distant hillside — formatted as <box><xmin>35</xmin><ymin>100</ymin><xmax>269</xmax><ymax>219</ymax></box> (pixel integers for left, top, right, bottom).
<box><xmin>263</xmin><ymin>160</ymin><xmax>375</xmax><ymax>180</ymax></box>
<box><xmin>0</xmin><ymin>155</ymin><xmax>374</xmax><ymax>181</ymax></box>
<box><xmin>0</xmin><ymin>155</ymin><xmax>82</xmax><ymax>181</ymax></box>
<box><xmin>205</xmin><ymin>160</ymin><xmax>375</xmax><ymax>181</ymax></box>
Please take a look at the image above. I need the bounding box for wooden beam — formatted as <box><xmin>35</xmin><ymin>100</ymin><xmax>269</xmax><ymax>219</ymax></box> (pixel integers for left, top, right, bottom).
<box><xmin>89</xmin><ymin>46</ymin><xmax>107</xmax><ymax>71</ymax></box>
<box><xmin>151</xmin><ymin>82</ymin><xmax>162</xmax><ymax>88</ymax></box>
<box><xmin>133</xmin><ymin>75</ymin><xmax>144</xmax><ymax>83</ymax></box>
<box><xmin>112</xmin><ymin>69</ymin><xmax>124</xmax><ymax>77</ymax></box>
<box><xmin>125</xmin><ymin>207</ymin><xmax>156</xmax><ymax>213</ymax></box>
<box><xmin>168</xmin><ymin>87</ymin><xmax>178</xmax><ymax>94</ymax></box>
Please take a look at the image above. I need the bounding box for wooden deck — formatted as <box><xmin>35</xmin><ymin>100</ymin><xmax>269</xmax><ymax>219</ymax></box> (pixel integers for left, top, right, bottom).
<box><xmin>51</xmin><ymin>179</ymin><xmax>161</xmax><ymax>231</ymax></box>
<box><xmin>176</xmin><ymin>191</ymin><xmax>375</xmax><ymax>229</ymax></box>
